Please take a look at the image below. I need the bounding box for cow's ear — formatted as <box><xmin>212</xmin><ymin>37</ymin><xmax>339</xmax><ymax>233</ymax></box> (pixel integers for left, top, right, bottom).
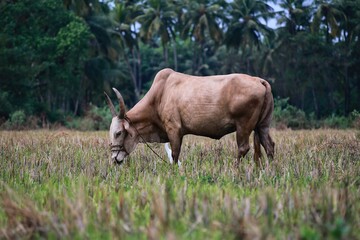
<box><xmin>124</xmin><ymin>120</ymin><xmax>136</xmax><ymax>138</ymax></box>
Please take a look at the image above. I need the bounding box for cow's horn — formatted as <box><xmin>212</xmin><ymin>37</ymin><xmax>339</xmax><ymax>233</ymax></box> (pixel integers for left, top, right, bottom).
<box><xmin>104</xmin><ymin>92</ymin><xmax>117</xmax><ymax>117</ymax></box>
<box><xmin>112</xmin><ymin>88</ymin><xmax>126</xmax><ymax>119</ymax></box>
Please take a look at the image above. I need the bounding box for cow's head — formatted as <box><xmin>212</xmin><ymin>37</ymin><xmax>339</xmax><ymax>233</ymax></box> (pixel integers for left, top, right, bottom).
<box><xmin>105</xmin><ymin>88</ymin><xmax>138</xmax><ymax>165</ymax></box>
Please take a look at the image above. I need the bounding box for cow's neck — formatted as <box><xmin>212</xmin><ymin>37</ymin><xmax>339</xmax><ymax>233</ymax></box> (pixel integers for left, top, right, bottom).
<box><xmin>126</xmin><ymin>108</ymin><xmax>164</xmax><ymax>143</ymax></box>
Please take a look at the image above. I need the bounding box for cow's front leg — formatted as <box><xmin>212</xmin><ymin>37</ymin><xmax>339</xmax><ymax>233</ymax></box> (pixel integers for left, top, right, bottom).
<box><xmin>165</xmin><ymin>142</ymin><xmax>182</xmax><ymax>167</ymax></box>
<box><xmin>164</xmin><ymin>143</ymin><xmax>173</xmax><ymax>164</ymax></box>
<box><xmin>167</xmin><ymin>132</ymin><xmax>183</xmax><ymax>167</ymax></box>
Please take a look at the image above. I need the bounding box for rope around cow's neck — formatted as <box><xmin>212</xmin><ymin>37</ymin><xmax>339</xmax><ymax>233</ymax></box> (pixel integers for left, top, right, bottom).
<box><xmin>124</xmin><ymin>115</ymin><xmax>167</xmax><ymax>163</ymax></box>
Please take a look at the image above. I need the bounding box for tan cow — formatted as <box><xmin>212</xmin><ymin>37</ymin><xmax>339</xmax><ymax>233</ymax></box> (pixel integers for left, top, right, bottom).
<box><xmin>105</xmin><ymin>68</ymin><xmax>274</xmax><ymax>166</ymax></box>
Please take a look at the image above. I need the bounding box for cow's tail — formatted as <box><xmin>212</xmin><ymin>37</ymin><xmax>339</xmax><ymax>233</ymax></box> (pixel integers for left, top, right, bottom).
<box><xmin>257</xmin><ymin>79</ymin><xmax>274</xmax><ymax>127</ymax></box>
<box><xmin>254</xmin><ymin>79</ymin><xmax>275</xmax><ymax>163</ymax></box>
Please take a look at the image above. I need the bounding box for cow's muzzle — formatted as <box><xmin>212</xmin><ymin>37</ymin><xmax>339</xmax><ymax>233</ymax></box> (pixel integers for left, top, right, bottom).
<box><xmin>113</xmin><ymin>151</ymin><xmax>123</xmax><ymax>165</ymax></box>
<box><xmin>110</xmin><ymin>144</ymin><xmax>128</xmax><ymax>165</ymax></box>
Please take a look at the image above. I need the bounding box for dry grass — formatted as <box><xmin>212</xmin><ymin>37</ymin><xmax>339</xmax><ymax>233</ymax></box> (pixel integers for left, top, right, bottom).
<box><xmin>0</xmin><ymin>129</ymin><xmax>359</xmax><ymax>239</ymax></box>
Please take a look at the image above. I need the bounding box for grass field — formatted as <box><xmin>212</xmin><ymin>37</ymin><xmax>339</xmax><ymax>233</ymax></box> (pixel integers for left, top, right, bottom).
<box><xmin>0</xmin><ymin>129</ymin><xmax>359</xmax><ymax>239</ymax></box>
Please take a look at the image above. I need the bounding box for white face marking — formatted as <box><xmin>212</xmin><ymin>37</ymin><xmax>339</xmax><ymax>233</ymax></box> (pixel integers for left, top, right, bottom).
<box><xmin>109</xmin><ymin>117</ymin><xmax>127</xmax><ymax>164</ymax></box>
<box><xmin>109</xmin><ymin>117</ymin><xmax>138</xmax><ymax>164</ymax></box>
<box><xmin>109</xmin><ymin>117</ymin><xmax>122</xmax><ymax>142</ymax></box>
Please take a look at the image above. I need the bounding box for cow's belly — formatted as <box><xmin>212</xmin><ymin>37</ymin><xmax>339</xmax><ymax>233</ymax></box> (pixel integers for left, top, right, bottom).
<box><xmin>186</xmin><ymin>123</ymin><xmax>236</xmax><ymax>139</ymax></box>
<box><xmin>182</xmin><ymin>113</ymin><xmax>236</xmax><ymax>139</ymax></box>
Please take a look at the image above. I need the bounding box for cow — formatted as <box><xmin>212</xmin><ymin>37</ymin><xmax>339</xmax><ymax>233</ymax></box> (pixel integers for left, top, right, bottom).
<box><xmin>105</xmin><ymin>68</ymin><xmax>274</xmax><ymax>166</ymax></box>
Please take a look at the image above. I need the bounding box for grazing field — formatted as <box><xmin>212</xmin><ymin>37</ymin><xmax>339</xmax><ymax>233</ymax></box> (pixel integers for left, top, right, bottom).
<box><xmin>0</xmin><ymin>129</ymin><xmax>359</xmax><ymax>239</ymax></box>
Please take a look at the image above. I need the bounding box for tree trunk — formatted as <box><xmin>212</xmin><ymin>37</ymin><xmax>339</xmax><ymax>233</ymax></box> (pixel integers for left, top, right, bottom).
<box><xmin>123</xmin><ymin>50</ymin><xmax>140</xmax><ymax>101</ymax></box>
<box><xmin>344</xmin><ymin>64</ymin><xmax>350</xmax><ymax>116</ymax></box>
<box><xmin>192</xmin><ymin>44</ymin><xmax>197</xmax><ymax>74</ymax></box>
<box><xmin>47</xmin><ymin>88</ymin><xmax>51</xmax><ymax>111</ymax></box>
<box><xmin>136</xmin><ymin>48</ymin><xmax>142</xmax><ymax>98</ymax></box>
<box><xmin>163</xmin><ymin>45</ymin><xmax>168</xmax><ymax>66</ymax></box>
<box><xmin>301</xmin><ymin>88</ymin><xmax>305</xmax><ymax>110</ymax></box>
<box><xmin>312</xmin><ymin>86</ymin><xmax>319</xmax><ymax>118</ymax></box>
<box><xmin>173</xmin><ymin>40</ymin><xmax>178</xmax><ymax>71</ymax></box>
<box><xmin>74</xmin><ymin>99</ymin><xmax>79</xmax><ymax>116</ymax></box>
<box><xmin>246</xmin><ymin>58</ymin><xmax>250</xmax><ymax>74</ymax></box>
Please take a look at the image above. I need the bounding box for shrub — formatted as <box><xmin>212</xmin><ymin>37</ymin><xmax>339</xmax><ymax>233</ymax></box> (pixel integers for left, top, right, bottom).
<box><xmin>322</xmin><ymin>114</ymin><xmax>351</xmax><ymax>129</ymax></box>
<box><xmin>64</xmin><ymin>105</ymin><xmax>112</xmax><ymax>131</ymax></box>
<box><xmin>10</xmin><ymin>110</ymin><xmax>26</xmax><ymax>126</ymax></box>
<box><xmin>273</xmin><ymin>98</ymin><xmax>307</xmax><ymax>129</ymax></box>
<box><xmin>1</xmin><ymin>110</ymin><xmax>27</xmax><ymax>129</ymax></box>
<box><xmin>350</xmin><ymin>110</ymin><xmax>360</xmax><ymax>129</ymax></box>
<box><xmin>272</xmin><ymin>100</ymin><xmax>358</xmax><ymax>129</ymax></box>
<box><xmin>88</xmin><ymin>105</ymin><xmax>113</xmax><ymax>130</ymax></box>
<box><xmin>65</xmin><ymin>117</ymin><xmax>95</xmax><ymax>131</ymax></box>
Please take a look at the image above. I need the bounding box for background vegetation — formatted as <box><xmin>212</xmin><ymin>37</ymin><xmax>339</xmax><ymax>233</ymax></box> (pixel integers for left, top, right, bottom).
<box><xmin>2</xmin><ymin>1</ymin><xmax>360</xmax><ymax>238</ymax></box>
<box><xmin>1</xmin><ymin>0</ymin><xmax>360</xmax><ymax>129</ymax></box>
<box><xmin>1</xmin><ymin>130</ymin><xmax>359</xmax><ymax>239</ymax></box>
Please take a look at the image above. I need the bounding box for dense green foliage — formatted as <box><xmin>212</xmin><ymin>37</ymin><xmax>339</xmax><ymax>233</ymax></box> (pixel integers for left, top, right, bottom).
<box><xmin>1</xmin><ymin>0</ymin><xmax>360</xmax><ymax>127</ymax></box>
<box><xmin>0</xmin><ymin>0</ymin><xmax>92</xmax><ymax>119</ymax></box>
<box><xmin>0</xmin><ymin>130</ymin><xmax>359</xmax><ymax>238</ymax></box>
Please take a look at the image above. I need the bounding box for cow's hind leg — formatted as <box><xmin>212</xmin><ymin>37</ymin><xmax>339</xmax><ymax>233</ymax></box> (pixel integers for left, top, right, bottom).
<box><xmin>258</xmin><ymin>127</ymin><xmax>275</xmax><ymax>160</ymax></box>
<box><xmin>253</xmin><ymin>130</ymin><xmax>262</xmax><ymax>165</ymax></box>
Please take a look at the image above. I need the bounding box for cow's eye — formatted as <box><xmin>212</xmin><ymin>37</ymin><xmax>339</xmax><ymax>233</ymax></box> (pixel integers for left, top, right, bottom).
<box><xmin>115</xmin><ymin>130</ymin><xmax>121</xmax><ymax>138</ymax></box>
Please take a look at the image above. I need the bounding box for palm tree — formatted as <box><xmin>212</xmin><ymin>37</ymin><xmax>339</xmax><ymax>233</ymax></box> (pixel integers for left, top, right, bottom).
<box><xmin>311</xmin><ymin>0</ymin><xmax>344</xmax><ymax>43</ymax></box>
<box><xmin>63</xmin><ymin>0</ymin><xmax>91</xmax><ymax>17</ymax></box>
<box><xmin>180</xmin><ymin>0</ymin><xmax>225</xmax><ymax>74</ymax></box>
<box><xmin>336</xmin><ymin>0</ymin><xmax>360</xmax><ymax>44</ymax></box>
<box><xmin>223</xmin><ymin>0</ymin><xmax>274</xmax><ymax>74</ymax></box>
<box><xmin>181</xmin><ymin>0</ymin><xmax>224</xmax><ymax>45</ymax></box>
<box><xmin>224</xmin><ymin>0</ymin><xmax>274</xmax><ymax>50</ymax></box>
<box><xmin>112</xmin><ymin>1</ymin><xmax>143</xmax><ymax>100</ymax></box>
<box><xmin>271</xmin><ymin>0</ymin><xmax>315</xmax><ymax>113</ymax></box>
<box><xmin>63</xmin><ymin>0</ymin><xmax>123</xmax><ymax>112</ymax></box>
<box><xmin>331</xmin><ymin>0</ymin><xmax>360</xmax><ymax>115</ymax></box>
<box><xmin>277</xmin><ymin>0</ymin><xmax>312</xmax><ymax>35</ymax></box>
<box><xmin>64</xmin><ymin>0</ymin><xmax>112</xmax><ymax>57</ymax></box>
<box><xmin>64</xmin><ymin>0</ymin><xmax>143</xmax><ymax>104</ymax></box>
<box><xmin>136</xmin><ymin>0</ymin><xmax>178</xmax><ymax>66</ymax></box>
